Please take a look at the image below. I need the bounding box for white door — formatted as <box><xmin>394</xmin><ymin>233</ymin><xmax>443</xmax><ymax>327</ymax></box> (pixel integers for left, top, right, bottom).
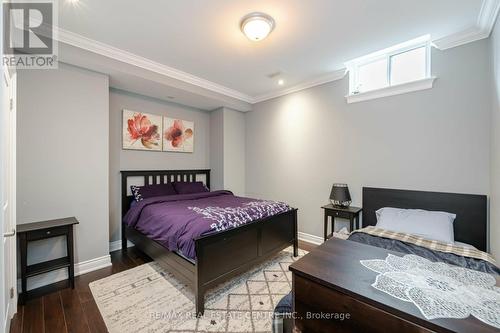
<box><xmin>1</xmin><ymin>67</ymin><xmax>17</xmax><ymax>333</ymax></box>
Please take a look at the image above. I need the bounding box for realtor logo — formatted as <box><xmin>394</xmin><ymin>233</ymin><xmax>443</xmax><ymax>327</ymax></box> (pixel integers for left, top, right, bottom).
<box><xmin>2</xmin><ymin>0</ymin><xmax>58</xmax><ymax>69</ymax></box>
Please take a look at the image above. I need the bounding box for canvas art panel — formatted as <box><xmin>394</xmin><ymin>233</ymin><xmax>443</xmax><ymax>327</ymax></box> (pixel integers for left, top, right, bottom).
<box><xmin>122</xmin><ymin>109</ymin><xmax>162</xmax><ymax>151</ymax></box>
<box><xmin>163</xmin><ymin>117</ymin><xmax>194</xmax><ymax>153</ymax></box>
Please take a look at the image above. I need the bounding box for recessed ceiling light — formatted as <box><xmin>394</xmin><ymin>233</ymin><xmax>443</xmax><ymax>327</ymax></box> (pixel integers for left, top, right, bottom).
<box><xmin>240</xmin><ymin>12</ymin><xmax>275</xmax><ymax>42</ymax></box>
<box><xmin>67</xmin><ymin>0</ymin><xmax>79</xmax><ymax>3</ymax></box>
<box><xmin>278</xmin><ymin>79</ymin><xmax>284</xmax><ymax>86</ymax></box>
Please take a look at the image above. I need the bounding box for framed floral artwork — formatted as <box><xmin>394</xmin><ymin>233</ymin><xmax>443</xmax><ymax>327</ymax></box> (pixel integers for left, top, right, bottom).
<box><xmin>122</xmin><ymin>109</ymin><xmax>162</xmax><ymax>151</ymax></box>
<box><xmin>163</xmin><ymin>117</ymin><xmax>194</xmax><ymax>153</ymax></box>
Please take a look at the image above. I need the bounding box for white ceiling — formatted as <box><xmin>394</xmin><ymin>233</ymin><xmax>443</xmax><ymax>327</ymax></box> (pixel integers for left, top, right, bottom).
<box><xmin>58</xmin><ymin>0</ymin><xmax>485</xmax><ymax>97</ymax></box>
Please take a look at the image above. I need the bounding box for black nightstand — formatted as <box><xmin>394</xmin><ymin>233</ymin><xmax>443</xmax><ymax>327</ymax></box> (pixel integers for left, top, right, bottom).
<box><xmin>321</xmin><ymin>204</ymin><xmax>362</xmax><ymax>241</ymax></box>
<box><xmin>17</xmin><ymin>217</ymin><xmax>79</xmax><ymax>304</ymax></box>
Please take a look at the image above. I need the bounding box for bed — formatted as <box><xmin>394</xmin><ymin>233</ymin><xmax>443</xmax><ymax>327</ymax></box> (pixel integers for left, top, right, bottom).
<box><xmin>289</xmin><ymin>187</ymin><xmax>499</xmax><ymax>333</ymax></box>
<box><xmin>120</xmin><ymin>169</ymin><xmax>298</xmax><ymax>315</ymax></box>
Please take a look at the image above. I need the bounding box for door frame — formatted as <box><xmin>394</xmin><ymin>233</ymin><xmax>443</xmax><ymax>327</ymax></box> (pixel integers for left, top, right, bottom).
<box><xmin>2</xmin><ymin>66</ymin><xmax>17</xmax><ymax>332</ymax></box>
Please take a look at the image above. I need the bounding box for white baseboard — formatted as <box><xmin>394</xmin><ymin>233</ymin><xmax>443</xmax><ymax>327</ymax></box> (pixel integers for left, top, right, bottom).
<box><xmin>109</xmin><ymin>240</ymin><xmax>134</xmax><ymax>252</ymax></box>
<box><xmin>298</xmin><ymin>232</ymin><xmax>324</xmax><ymax>245</ymax></box>
<box><xmin>18</xmin><ymin>255</ymin><xmax>111</xmax><ymax>292</ymax></box>
<box><xmin>75</xmin><ymin>255</ymin><xmax>112</xmax><ymax>275</ymax></box>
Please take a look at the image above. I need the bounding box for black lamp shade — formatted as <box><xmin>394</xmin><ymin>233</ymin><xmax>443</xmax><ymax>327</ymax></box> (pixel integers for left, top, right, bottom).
<box><xmin>330</xmin><ymin>184</ymin><xmax>352</xmax><ymax>207</ymax></box>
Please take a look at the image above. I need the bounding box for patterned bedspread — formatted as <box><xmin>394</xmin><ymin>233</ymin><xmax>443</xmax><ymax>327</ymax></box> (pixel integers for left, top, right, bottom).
<box><xmin>349</xmin><ymin>227</ymin><xmax>499</xmax><ymax>275</ymax></box>
<box><xmin>123</xmin><ymin>190</ymin><xmax>291</xmax><ymax>260</ymax></box>
<box><xmin>272</xmin><ymin>227</ymin><xmax>499</xmax><ymax>333</ymax></box>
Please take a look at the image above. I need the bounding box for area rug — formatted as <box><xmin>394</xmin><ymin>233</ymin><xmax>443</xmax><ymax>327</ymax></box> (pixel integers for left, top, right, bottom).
<box><xmin>89</xmin><ymin>247</ymin><xmax>306</xmax><ymax>333</ymax></box>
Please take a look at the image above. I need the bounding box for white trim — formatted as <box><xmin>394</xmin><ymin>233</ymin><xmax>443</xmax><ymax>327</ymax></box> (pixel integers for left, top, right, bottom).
<box><xmin>2</xmin><ymin>68</ymin><xmax>18</xmax><ymax>326</ymax></box>
<box><xmin>253</xmin><ymin>69</ymin><xmax>347</xmax><ymax>103</ymax></box>
<box><xmin>432</xmin><ymin>27</ymin><xmax>490</xmax><ymax>50</ymax></box>
<box><xmin>4</xmin><ymin>303</ymin><xmax>10</xmax><ymax>333</ymax></box>
<box><xmin>55</xmin><ymin>27</ymin><xmax>255</xmax><ymax>104</ymax></box>
<box><xmin>298</xmin><ymin>232</ymin><xmax>323</xmax><ymax>246</ymax></box>
<box><xmin>345</xmin><ymin>77</ymin><xmax>436</xmax><ymax>104</ymax></box>
<box><xmin>55</xmin><ymin>26</ymin><xmax>347</xmax><ymax>105</ymax></box>
<box><xmin>45</xmin><ymin>0</ymin><xmax>497</xmax><ymax>103</ymax></box>
<box><xmin>109</xmin><ymin>240</ymin><xmax>135</xmax><ymax>253</ymax></box>
<box><xmin>17</xmin><ymin>255</ymin><xmax>111</xmax><ymax>292</ymax></box>
<box><xmin>76</xmin><ymin>255</ymin><xmax>112</xmax><ymax>275</ymax></box>
<box><xmin>9</xmin><ymin>72</ymin><xmax>17</xmax><ymax>317</ymax></box>
<box><xmin>477</xmin><ymin>0</ymin><xmax>500</xmax><ymax>32</ymax></box>
<box><xmin>433</xmin><ymin>0</ymin><xmax>500</xmax><ymax>50</ymax></box>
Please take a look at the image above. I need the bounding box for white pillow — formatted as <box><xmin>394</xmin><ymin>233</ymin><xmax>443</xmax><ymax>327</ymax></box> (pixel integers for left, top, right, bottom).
<box><xmin>454</xmin><ymin>241</ymin><xmax>476</xmax><ymax>249</ymax></box>
<box><xmin>375</xmin><ymin>207</ymin><xmax>456</xmax><ymax>244</ymax></box>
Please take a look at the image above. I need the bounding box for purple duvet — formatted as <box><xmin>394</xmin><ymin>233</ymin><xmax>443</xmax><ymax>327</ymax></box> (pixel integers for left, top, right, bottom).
<box><xmin>123</xmin><ymin>190</ymin><xmax>292</xmax><ymax>260</ymax></box>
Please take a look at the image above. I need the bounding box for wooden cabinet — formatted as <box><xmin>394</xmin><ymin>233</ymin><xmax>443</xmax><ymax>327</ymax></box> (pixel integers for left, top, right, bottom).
<box><xmin>18</xmin><ymin>217</ymin><xmax>79</xmax><ymax>304</ymax></box>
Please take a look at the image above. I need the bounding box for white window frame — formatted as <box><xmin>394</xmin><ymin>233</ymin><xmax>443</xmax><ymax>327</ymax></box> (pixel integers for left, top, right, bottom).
<box><xmin>345</xmin><ymin>35</ymin><xmax>436</xmax><ymax>103</ymax></box>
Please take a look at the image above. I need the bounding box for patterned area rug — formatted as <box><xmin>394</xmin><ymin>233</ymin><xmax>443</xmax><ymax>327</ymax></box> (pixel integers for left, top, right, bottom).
<box><xmin>90</xmin><ymin>247</ymin><xmax>306</xmax><ymax>333</ymax></box>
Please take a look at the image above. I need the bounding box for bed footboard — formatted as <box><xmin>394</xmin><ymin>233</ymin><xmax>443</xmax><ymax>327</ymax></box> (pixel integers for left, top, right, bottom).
<box><xmin>194</xmin><ymin>208</ymin><xmax>298</xmax><ymax>315</ymax></box>
<box><xmin>121</xmin><ymin>170</ymin><xmax>299</xmax><ymax>316</ymax></box>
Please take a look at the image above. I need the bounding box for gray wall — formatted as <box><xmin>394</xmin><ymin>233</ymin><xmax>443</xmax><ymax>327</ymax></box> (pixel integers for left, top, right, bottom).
<box><xmin>209</xmin><ymin>108</ymin><xmax>224</xmax><ymax>191</ymax></box>
<box><xmin>209</xmin><ymin>107</ymin><xmax>246</xmax><ymax>195</ymax></box>
<box><xmin>109</xmin><ymin>90</ymin><xmax>210</xmax><ymax>243</ymax></box>
<box><xmin>490</xmin><ymin>19</ymin><xmax>500</xmax><ymax>260</ymax></box>
<box><xmin>223</xmin><ymin>108</ymin><xmax>246</xmax><ymax>196</ymax></box>
<box><xmin>17</xmin><ymin>64</ymin><xmax>110</xmax><ymax>287</ymax></box>
<box><xmin>246</xmin><ymin>40</ymin><xmax>492</xmax><ymax>244</ymax></box>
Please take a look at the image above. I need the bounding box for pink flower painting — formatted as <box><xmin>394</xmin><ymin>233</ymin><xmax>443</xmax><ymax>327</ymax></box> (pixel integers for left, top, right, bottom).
<box><xmin>163</xmin><ymin>118</ymin><xmax>194</xmax><ymax>152</ymax></box>
<box><xmin>122</xmin><ymin>110</ymin><xmax>162</xmax><ymax>151</ymax></box>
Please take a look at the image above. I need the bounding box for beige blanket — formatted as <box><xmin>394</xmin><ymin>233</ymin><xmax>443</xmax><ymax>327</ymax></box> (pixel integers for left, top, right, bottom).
<box><xmin>351</xmin><ymin>226</ymin><xmax>497</xmax><ymax>266</ymax></box>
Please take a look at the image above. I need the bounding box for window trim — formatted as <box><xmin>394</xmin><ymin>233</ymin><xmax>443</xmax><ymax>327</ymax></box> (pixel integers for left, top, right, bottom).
<box><xmin>345</xmin><ymin>76</ymin><xmax>436</xmax><ymax>104</ymax></box>
<box><xmin>345</xmin><ymin>35</ymin><xmax>433</xmax><ymax>101</ymax></box>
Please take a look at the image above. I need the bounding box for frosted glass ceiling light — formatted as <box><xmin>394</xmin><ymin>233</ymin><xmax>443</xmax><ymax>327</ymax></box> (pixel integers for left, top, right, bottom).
<box><xmin>240</xmin><ymin>12</ymin><xmax>275</xmax><ymax>41</ymax></box>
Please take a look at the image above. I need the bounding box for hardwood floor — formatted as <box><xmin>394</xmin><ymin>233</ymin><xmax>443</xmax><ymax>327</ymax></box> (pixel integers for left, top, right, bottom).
<box><xmin>9</xmin><ymin>247</ymin><xmax>152</xmax><ymax>333</ymax></box>
<box><xmin>10</xmin><ymin>241</ymin><xmax>316</xmax><ymax>333</ymax></box>
<box><xmin>298</xmin><ymin>239</ymin><xmax>317</xmax><ymax>253</ymax></box>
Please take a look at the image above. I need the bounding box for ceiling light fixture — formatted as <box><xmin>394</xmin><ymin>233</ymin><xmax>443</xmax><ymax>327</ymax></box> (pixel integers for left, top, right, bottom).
<box><xmin>278</xmin><ymin>79</ymin><xmax>284</xmax><ymax>85</ymax></box>
<box><xmin>240</xmin><ymin>12</ymin><xmax>275</xmax><ymax>42</ymax></box>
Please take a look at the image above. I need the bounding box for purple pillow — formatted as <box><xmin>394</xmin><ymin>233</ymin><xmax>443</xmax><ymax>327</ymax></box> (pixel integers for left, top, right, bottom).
<box><xmin>130</xmin><ymin>183</ymin><xmax>176</xmax><ymax>202</ymax></box>
<box><xmin>173</xmin><ymin>181</ymin><xmax>209</xmax><ymax>194</ymax></box>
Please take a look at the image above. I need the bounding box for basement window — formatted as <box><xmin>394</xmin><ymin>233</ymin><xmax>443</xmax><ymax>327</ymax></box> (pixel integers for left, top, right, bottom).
<box><xmin>345</xmin><ymin>35</ymin><xmax>435</xmax><ymax>103</ymax></box>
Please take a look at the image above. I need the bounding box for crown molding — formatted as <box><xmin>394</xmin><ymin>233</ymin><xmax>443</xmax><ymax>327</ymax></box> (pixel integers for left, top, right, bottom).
<box><xmin>433</xmin><ymin>0</ymin><xmax>500</xmax><ymax>50</ymax></box>
<box><xmin>53</xmin><ymin>0</ymin><xmax>497</xmax><ymax>105</ymax></box>
<box><xmin>432</xmin><ymin>26</ymin><xmax>489</xmax><ymax>50</ymax></box>
<box><xmin>57</xmin><ymin>26</ymin><xmax>347</xmax><ymax>105</ymax></box>
<box><xmin>252</xmin><ymin>69</ymin><xmax>347</xmax><ymax>103</ymax></box>
<box><xmin>55</xmin><ymin>27</ymin><xmax>255</xmax><ymax>104</ymax></box>
<box><xmin>478</xmin><ymin>0</ymin><xmax>500</xmax><ymax>32</ymax></box>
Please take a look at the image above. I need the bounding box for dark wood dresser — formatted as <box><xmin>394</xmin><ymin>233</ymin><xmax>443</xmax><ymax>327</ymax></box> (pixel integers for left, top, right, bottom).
<box><xmin>289</xmin><ymin>238</ymin><xmax>498</xmax><ymax>333</ymax></box>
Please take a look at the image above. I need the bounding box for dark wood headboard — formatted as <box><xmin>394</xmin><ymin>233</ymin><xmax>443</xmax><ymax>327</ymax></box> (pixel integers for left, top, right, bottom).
<box><xmin>120</xmin><ymin>169</ymin><xmax>210</xmax><ymax>217</ymax></box>
<box><xmin>362</xmin><ymin>187</ymin><xmax>487</xmax><ymax>251</ymax></box>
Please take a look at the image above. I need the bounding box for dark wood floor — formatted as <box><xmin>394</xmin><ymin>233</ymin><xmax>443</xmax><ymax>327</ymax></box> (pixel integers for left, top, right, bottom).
<box><xmin>297</xmin><ymin>240</ymin><xmax>316</xmax><ymax>253</ymax></box>
<box><xmin>10</xmin><ymin>247</ymin><xmax>153</xmax><ymax>333</ymax></box>
<box><xmin>10</xmin><ymin>241</ymin><xmax>316</xmax><ymax>333</ymax></box>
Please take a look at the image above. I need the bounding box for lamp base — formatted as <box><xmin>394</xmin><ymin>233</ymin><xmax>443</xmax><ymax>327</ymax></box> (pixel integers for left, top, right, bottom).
<box><xmin>330</xmin><ymin>199</ymin><xmax>351</xmax><ymax>208</ymax></box>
